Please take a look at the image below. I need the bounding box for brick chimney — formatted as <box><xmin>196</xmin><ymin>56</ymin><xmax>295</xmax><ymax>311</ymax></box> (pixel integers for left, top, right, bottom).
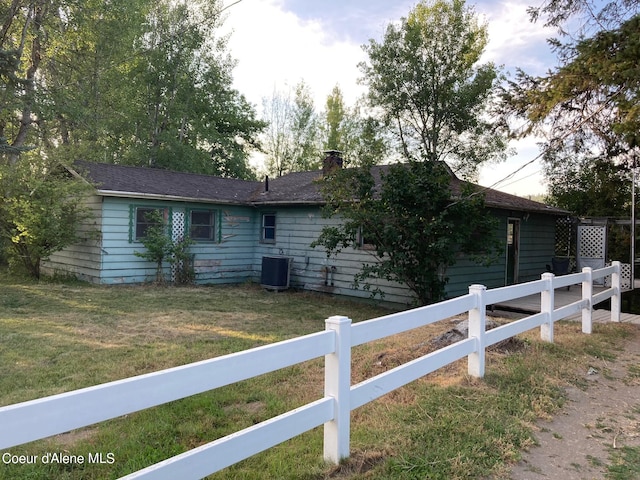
<box><xmin>322</xmin><ymin>150</ymin><xmax>343</xmax><ymax>175</ymax></box>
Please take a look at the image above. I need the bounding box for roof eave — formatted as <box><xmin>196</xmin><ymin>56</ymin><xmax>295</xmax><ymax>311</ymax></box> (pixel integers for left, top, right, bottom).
<box><xmin>484</xmin><ymin>201</ymin><xmax>568</xmax><ymax>216</ymax></box>
<box><xmin>96</xmin><ymin>190</ymin><xmax>248</xmax><ymax>205</ymax></box>
<box><xmin>250</xmin><ymin>200</ymin><xmax>325</xmax><ymax>206</ymax></box>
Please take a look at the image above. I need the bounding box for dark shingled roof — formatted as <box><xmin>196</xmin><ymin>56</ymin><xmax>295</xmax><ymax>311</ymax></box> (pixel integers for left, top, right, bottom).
<box><xmin>71</xmin><ymin>160</ymin><xmax>261</xmax><ymax>204</ymax></box>
<box><xmin>71</xmin><ymin>161</ymin><xmax>567</xmax><ymax>215</ymax></box>
<box><xmin>251</xmin><ymin>170</ymin><xmax>325</xmax><ymax>204</ymax></box>
<box><xmin>252</xmin><ymin>165</ymin><xmax>568</xmax><ymax>215</ymax></box>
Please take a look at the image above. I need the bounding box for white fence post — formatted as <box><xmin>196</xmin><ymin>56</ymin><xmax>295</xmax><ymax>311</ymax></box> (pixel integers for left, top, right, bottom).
<box><xmin>611</xmin><ymin>261</ymin><xmax>622</xmax><ymax>322</ymax></box>
<box><xmin>468</xmin><ymin>284</ymin><xmax>486</xmax><ymax>378</ymax></box>
<box><xmin>582</xmin><ymin>267</ymin><xmax>593</xmax><ymax>334</ymax></box>
<box><xmin>323</xmin><ymin>315</ymin><xmax>352</xmax><ymax>464</ymax></box>
<box><xmin>540</xmin><ymin>272</ymin><xmax>555</xmax><ymax>342</ymax></box>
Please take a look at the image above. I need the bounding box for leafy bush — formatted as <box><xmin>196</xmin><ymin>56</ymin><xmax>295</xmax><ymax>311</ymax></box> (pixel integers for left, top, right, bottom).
<box><xmin>134</xmin><ymin>211</ymin><xmax>195</xmax><ymax>285</ymax></box>
<box><xmin>172</xmin><ymin>236</ymin><xmax>195</xmax><ymax>285</ymax></box>
<box><xmin>134</xmin><ymin>210</ymin><xmax>173</xmax><ymax>284</ymax></box>
<box><xmin>0</xmin><ymin>158</ymin><xmax>95</xmax><ymax>278</ymax></box>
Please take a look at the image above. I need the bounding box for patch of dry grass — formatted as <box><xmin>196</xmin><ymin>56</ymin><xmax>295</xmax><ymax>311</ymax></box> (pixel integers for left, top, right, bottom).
<box><xmin>2</xmin><ymin>271</ymin><xmax>639</xmax><ymax>479</ymax></box>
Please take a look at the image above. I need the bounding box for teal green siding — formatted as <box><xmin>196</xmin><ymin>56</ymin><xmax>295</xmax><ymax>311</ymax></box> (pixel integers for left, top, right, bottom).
<box><xmin>191</xmin><ymin>207</ymin><xmax>256</xmax><ymax>284</ymax></box>
<box><xmin>100</xmin><ymin>198</ymin><xmax>163</xmax><ymax>283</ymax></box>
<box><xmin>98</xmin><ymin>198</ymin><xmax>257</xmax><ymax>285</ymax></box>
<box><xmin>253</xmin><ymin>206</ymin><xmax>417</xmax><ymax>304</ymax></box>
<box><xmin>445</xmin><ymin>210</ymin><xmax>558</xmax><ymax>298</ymax></box>
<box><xmin>49</xmin><ymin>195</ymin><xmax>560</xmax><ymax>306</ymax></box>
<box><xmin>518</xmin><ymin>213</ymin><xmax>556</xmax><ymax>282</ymax></box>
<box><xmin>41</xmin><ymin>195</ymin><xmax>103</xmax><ymax>283</ymax></box>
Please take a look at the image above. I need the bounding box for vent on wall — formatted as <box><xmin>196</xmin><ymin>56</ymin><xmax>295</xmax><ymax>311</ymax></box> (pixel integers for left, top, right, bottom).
<box><xmin>261</xmin><ymin>256</ymin><xmax>291</xmax><ymax>291</ymax></box>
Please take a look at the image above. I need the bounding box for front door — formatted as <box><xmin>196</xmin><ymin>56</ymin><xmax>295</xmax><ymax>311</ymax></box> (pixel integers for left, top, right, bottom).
<box><xmin>506</xmin><ymin>219</ymin><xmax>520</xmax><ymax>284</ymax></box>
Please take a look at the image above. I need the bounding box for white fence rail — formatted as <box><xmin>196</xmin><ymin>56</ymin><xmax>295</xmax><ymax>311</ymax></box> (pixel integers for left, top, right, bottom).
<box><xmin>0</xmin><ymin>263</ymin><xmax>623</xmax><ymax>479</ymax></box>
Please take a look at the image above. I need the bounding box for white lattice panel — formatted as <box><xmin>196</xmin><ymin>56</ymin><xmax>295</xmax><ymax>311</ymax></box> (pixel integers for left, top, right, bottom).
<box><xmin>578</xmin><ymin>226</ymin><xmax>606</xmax><ymax>259</ymax></box>
<box><xmin>171</xmin><ymin>210</ymin><xmax>186</xmax><ymax>282</ymax></box>
<box><xmin>577</xmin><ymin>225</ymin><xmax>607</xmax><ymax>284</ymax></box>
<box><xmin>604</xmin><ymin>263</ymin><xmax>632</xmax><ymax>290</ymax></box>
<box><xmin>172</xmin><ymin>210</ymin><xmax>185</xmax><ymax>241</ymax></box>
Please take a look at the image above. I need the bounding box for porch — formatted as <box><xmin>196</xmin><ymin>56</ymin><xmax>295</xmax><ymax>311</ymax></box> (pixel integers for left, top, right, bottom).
<box><xmin>492</xmin><ymin>284</ymin><xmax>640</xmax><ymax>324</ymax></box>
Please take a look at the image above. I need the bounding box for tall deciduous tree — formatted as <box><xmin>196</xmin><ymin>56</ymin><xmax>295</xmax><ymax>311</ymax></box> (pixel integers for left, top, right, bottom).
<box><xmin>321</xmin><ymin>86</ymin><xmax>389</xmax><ymax>167</ymax></box>
<box><xmin>127</xmin><ymin>0</ymin><xmax>264</xmax><ymax>178</ymax></box>
<box><xmin>290</xmin><ymin>81</ymin><xmax>321</xmax><ymax>172</ymax></box>
<box><xmin>1</xmin><ymin>0</ymin><xmax>264</xmax><ymax>178</ymax></box>
<box><xmin>0</xmin><ymin>0</ymin><xmax>60</xmax><ymax>163</ymax></box>
<box><xmin>324</xmin><ymin>85</ymin><xmax>346</xmax><ymax>152</ymax></box>
<box><xmin>314</xmin><ymin>0</ymin><xmax>503</xmax><ymax>305</ymax></box>
<box><xmin>360</xmin><ymin>0</ymin><xmax>508</xmax><ymax>179</ymax></box>
<box><xmin>262</xmin><ymin>86</ymin><xmax>294</xmax><ymax>177</ymax></box>
<box><xmin>41</xmin><ymin>0</ymin><xmax>150</xmax><ymax>160</ymax></box>
<box><xmin>262</xmin><ymin>81</ymin><xmax>320</xmax><ymax>176</ymax></box>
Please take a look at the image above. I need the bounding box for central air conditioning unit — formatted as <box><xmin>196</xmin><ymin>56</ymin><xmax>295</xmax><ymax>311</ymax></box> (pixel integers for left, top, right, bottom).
<box><xmin>261</xmin><ymin>256</ymin><xmax>292</xmax><ymax>291</ymax></box>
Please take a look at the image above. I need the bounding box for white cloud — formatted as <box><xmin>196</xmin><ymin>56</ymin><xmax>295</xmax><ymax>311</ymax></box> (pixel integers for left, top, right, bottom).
<box><xmin>481</xmin><ymin>0</ymin><xmax>557</xmax><ymax>75</ymax></box>
<box><xmin>221</xmin><ymin>0</ymin><xmax>367</xmax><ymax>114</ymax></box>
<box><xmin>479</xmin><ymin>135</ymin><xmax>547</xmax><ymax>196</ymax></box>
<box><xmin>474</xmin><ymin>1</ymin><xmax>557</xmax><ymax>196</ymax></box>
<box><xmin>222</xmin><ymin>0</ymin><xmax>553</xmax><ymax>196</ymax></box>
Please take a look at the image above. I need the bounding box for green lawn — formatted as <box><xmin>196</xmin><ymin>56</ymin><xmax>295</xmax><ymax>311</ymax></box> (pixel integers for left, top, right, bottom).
<box><xmin>1</xmin><ymin>271</ymin><xmax>638</xmax><ymax>479</ymax></box>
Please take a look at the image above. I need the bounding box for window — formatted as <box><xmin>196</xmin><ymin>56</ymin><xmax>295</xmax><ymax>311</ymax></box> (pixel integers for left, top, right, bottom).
<box><xmin>190</xmin><ymin>210</ymin><xmax>215</xmax><ymax>241</ymax></box>
<box><xmin>356</xmin><ymin>226</ymin><xmax>375</xmax><ymax>250</ymax></box>
<box><xmin>261</xmin><ymin>213</ymin><xmax>276</xmax><ymax>243</ymax></box>
<box><xmin>135</xmin><ymin>207</ymin><xmax>166</xmax><ymax>241</ymax></box>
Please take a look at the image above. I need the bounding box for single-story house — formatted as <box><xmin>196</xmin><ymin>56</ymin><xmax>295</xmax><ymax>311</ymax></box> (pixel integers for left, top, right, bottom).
<box><xmin>42</xmin><ymin>158</ymin><xmax>568</xmax><ymax>305</ymax></box>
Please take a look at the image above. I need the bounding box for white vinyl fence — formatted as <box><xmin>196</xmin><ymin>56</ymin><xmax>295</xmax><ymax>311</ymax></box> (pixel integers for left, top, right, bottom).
<box><xmin>0</xmin><ymin>263</ymin><xmax>623</xmax><ymax>479</ymax></box>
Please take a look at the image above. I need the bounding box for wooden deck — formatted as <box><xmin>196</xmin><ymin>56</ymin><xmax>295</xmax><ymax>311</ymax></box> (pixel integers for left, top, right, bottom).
<box><xmin>492</xmin><ymin>286</ymin><xmax>640</xmax><ymax>324</ymax></box>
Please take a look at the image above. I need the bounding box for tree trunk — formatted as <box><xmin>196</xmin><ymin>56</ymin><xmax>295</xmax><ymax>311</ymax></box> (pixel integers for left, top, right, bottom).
<box><xmin>9</xmin><ymin>1</ymin><xmax>48</xmax><ymax>165</ymax></box>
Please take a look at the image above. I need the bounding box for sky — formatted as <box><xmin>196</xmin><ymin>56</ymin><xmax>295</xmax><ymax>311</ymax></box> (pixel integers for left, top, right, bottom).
<box><xmin>219</xmin><ymin>0</ymin><xmax>560</xmax><ymax>197</ymax></box>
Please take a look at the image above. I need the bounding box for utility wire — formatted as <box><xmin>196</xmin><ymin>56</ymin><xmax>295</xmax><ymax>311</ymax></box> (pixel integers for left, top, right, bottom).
<box><xmin>496</xmin><ymin>168</ymin><xmax>543</xmax><ymax>190</ymax></box>
<box><xmin>486</xmin><ymin>152</ymin><xmax>543</xmax><ymax>191</ymax></box>
<box><xmin>446</xmin><ymin>86</ymin><xmax>624</xmax><ymax>208</ymax></box>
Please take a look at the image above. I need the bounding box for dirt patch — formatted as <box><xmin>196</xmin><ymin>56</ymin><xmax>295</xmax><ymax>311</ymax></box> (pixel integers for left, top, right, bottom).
<box><xmin>51</xmin><ymin>428</ymin><xmax>97</xmax><ymax>447</ymax></box>
<box><xmin>361</xmin><ymin>316</ymin><xmax>527</xmax><ymax>379</ymax></box>
<box><xmin>326</xmin><ymin>449</ymin><xmax>389</xmax><ymax>478</ymax></box>
<box><xmin>223</xmin><ymin>400</ymin><xmax>266</xmax><ymax>415</ymax></box>
<box><xmin>506</xmin><ymin>324</ymin><xmax>640</xmax><ymax>479</ymax></box>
